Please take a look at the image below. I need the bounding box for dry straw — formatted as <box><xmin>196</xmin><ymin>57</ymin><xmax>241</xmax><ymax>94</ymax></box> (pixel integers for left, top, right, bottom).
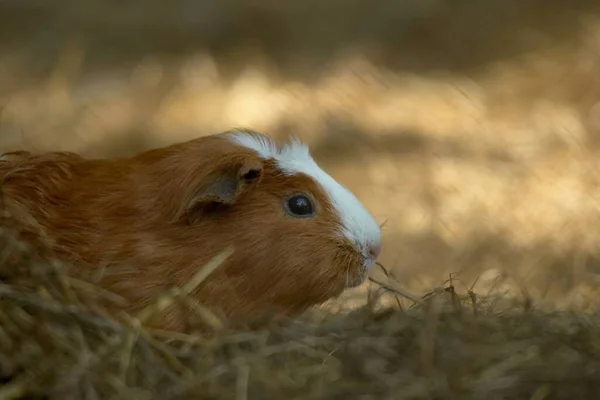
<box><xmin>1</xmin><ymin>228</ymin><xmax>600</xmax><ymax>400</ymax></box>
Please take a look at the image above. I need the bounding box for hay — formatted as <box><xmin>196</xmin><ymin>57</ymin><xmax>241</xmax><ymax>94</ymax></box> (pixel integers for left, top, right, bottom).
<box><xmin>1</xmin><ymin>229</ymin><xmax>600</xmax><ymax>400</ymax></box>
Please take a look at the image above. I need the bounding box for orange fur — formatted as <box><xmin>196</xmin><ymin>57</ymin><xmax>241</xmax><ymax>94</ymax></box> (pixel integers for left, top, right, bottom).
<box><xmin>0</xmin><ymin>131</ymin><xmax>366</xmax><ymax>332</ymax></box>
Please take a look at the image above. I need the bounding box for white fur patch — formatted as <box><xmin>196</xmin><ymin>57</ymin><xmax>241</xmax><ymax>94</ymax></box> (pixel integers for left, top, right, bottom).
<box><xmin>225</xmin><ymin>130</ymin><xmax>382</xmax><ymax>267</ymax></box>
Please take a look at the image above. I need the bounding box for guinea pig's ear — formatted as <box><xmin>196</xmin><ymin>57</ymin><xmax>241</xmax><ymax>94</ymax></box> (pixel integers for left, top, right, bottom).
<box><xmin>178</xmin><ymin>157</ymin><xmax>264</xmax><ymax>224</ymax></box>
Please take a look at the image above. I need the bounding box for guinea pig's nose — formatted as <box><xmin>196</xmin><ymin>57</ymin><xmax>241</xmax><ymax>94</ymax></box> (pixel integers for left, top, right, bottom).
<box><xmin>367</xmin><ymin>242</ymin><xmax>382</xmax><ymax>261</ymax></box>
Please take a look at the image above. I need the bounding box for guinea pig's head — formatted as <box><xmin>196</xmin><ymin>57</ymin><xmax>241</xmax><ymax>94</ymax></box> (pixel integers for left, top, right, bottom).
<box><xmin>162</xmin><ymin>129</ymin><xmax>382</xmax><ymax>314</ymax></box>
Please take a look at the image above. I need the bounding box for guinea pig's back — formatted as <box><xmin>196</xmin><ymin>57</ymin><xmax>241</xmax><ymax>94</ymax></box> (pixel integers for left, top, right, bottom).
<box><xmin>0</xmin><ymin>150</ymin><xmax>33</xmax><ymax>179</ymax></box>
<box><xmin>0</xmin><ymin>150</ymin><xmax>90</xmax><ymax>236</ymax></box>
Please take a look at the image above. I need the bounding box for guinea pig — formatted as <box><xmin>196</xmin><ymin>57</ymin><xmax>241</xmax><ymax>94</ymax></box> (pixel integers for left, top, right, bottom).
<box><xmin>0</xmin><ymin>129</ymin><xmax>382</xmax><ymax>331</ymax></box>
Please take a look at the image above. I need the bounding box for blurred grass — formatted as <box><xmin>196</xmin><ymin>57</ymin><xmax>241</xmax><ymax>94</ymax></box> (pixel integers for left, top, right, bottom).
<box><xmin>2</xmin><ymin>227</ymin><xmax>600</xmax><ymax>399</ymax></box>
<box><xmin>1</xmin><ymin>0</ymin><xmax>600</xmax><ymax>312</ymax></box>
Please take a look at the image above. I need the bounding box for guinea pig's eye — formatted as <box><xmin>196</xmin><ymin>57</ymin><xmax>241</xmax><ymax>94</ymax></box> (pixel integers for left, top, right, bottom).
<box><xmin>284</xmin><ymin>193</ymin><xmax>316</xmax><ymax>218</ymax></box>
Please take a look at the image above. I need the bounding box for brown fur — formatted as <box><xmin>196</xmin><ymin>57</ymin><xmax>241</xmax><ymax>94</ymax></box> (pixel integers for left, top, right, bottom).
<box><xmin>0</xmin><ymin>131</ymin><xmax>366</xmax><ymax>332</ymax></box>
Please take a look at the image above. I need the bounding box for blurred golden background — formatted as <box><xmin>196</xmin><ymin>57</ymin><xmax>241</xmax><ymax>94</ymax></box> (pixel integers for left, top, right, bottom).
<box><xmin>2</xmin><ymin>0</ymin><xmax>600</xmax><ymax>312</ymax></box>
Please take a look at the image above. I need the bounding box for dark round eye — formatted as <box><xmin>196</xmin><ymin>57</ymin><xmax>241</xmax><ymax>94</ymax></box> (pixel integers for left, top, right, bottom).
<box><xmin>284</xmin><ymin>193</ymin><xmax>315</xmax><ymax>217</ymax></box>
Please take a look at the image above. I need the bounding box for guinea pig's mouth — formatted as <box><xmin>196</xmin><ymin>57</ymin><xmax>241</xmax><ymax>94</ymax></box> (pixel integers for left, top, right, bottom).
<box><xmin>344</xmin><ymin>259</ymin><xmax>374</xmax><ymax>289</ymax></box>
<box><xmin>345</xmin><ymin>269</ymin><xmax>369</xmax><ymax>288</ymax></box>
<box><xmin>334</xmin><ymin>243</ymin><xmax>377</xmax><ymax>289</ymax></box>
